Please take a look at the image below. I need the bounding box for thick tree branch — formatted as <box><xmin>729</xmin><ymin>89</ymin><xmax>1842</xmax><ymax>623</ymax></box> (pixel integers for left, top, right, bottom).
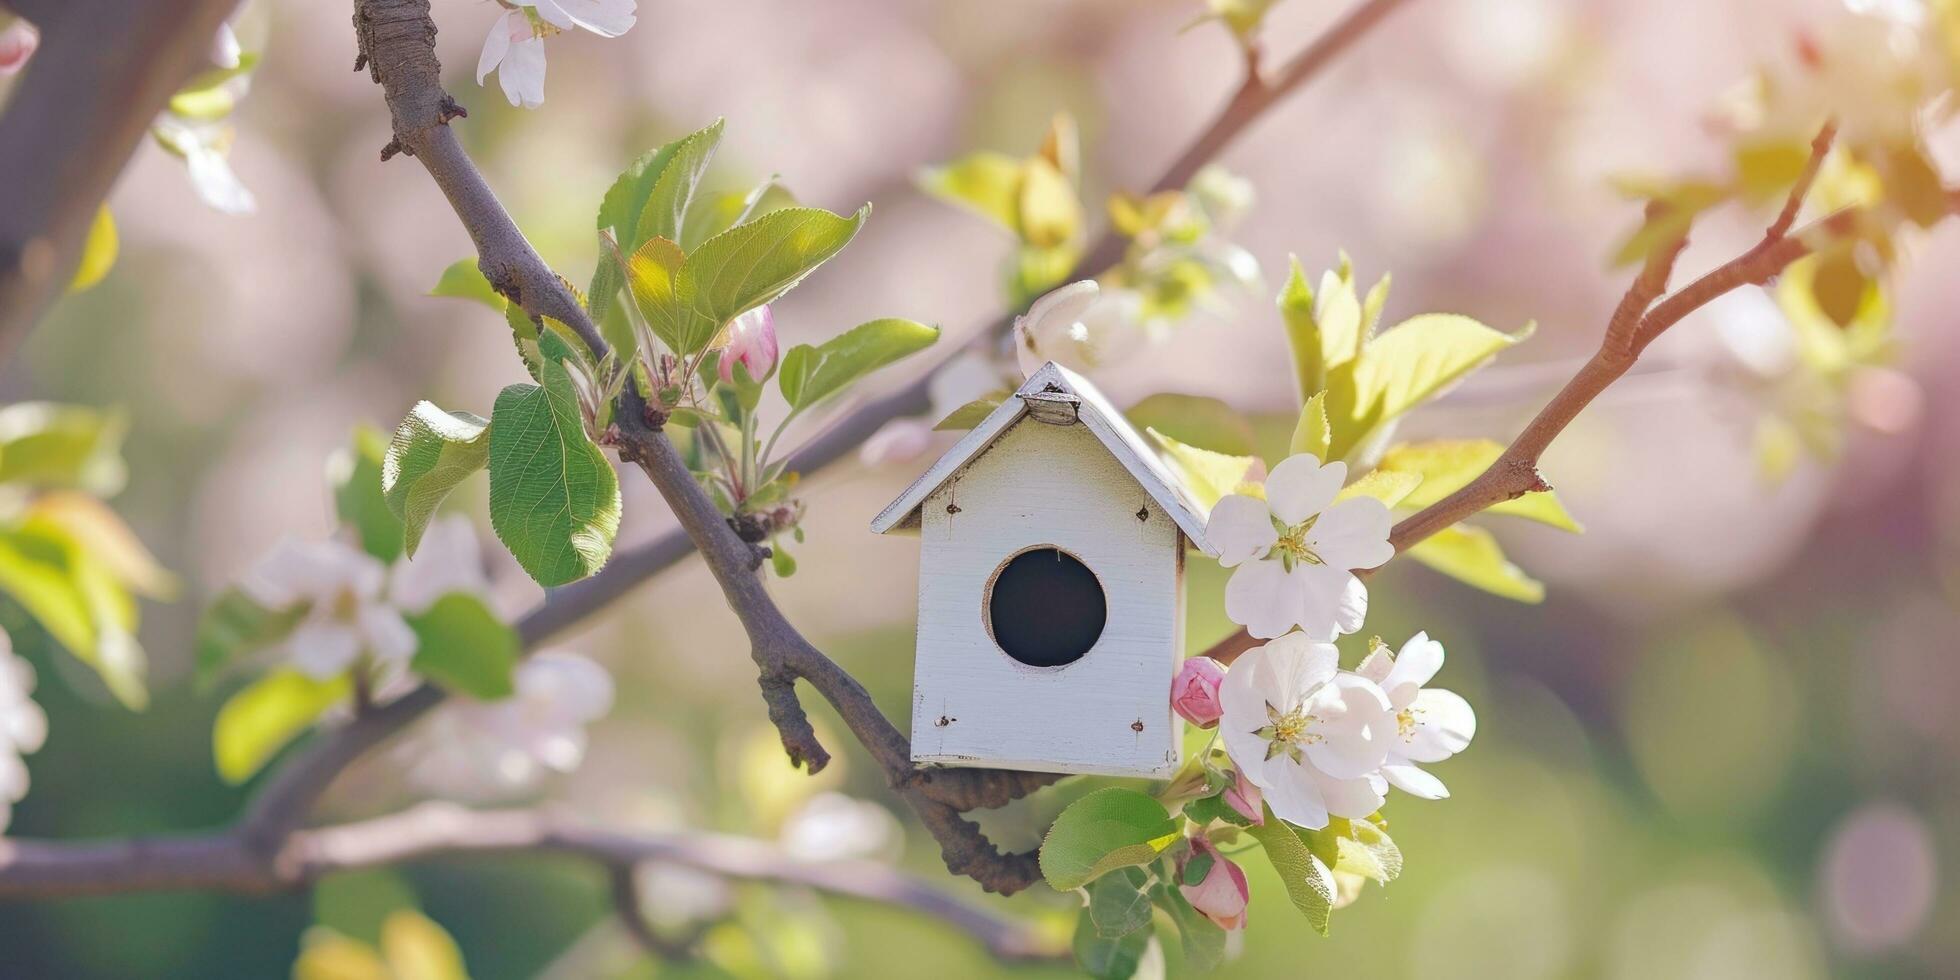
<box><xmin>0</xmin><ymin>803</ymin><xmax>1060</xmax><ymax>962</ymax></box>
<box><xmin>0</xmin><ymin>0</ymin><xmax>241</xmax><ymax>365</ymax></box>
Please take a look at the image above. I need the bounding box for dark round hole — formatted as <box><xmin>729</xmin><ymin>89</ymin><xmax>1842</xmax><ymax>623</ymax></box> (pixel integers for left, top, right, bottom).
<box><xmin>986</xmin><ymin>547</ymin><xmax>1106</xmax><ymax>668</ymax></box>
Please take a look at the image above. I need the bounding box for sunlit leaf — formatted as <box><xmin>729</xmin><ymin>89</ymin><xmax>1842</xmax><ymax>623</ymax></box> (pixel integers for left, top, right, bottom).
<box><xmin>1126</xmin><ymin>393</ymin><xmax>1255</xmax><ymax>456</ymax></box>
<box><xmin>933</xmin><ymin>396</ymin><xmax>1003</xmax><ymax>431</ymax></box>
<box><xmin>379</xmin><ymin>910</ymin><xmax>470</xmax><ymax>980</ymax></box>
<box><xmin>777</xmin><ymin>318</ymin><xmax>940</xmax><ymax>412</ymax></box>
<box><xmin>68</xmin><ymin>206</ymin><xmax>118</xmax><ymax>293</ymax></box>
<box><xmin>213</xmin><ymin>669</ymin><xmax>351</xmax><ymax>784</ymax></box>
<box><xmin>1404</xmin><ymin>523</ymin><xmax>1545</xmax><ymax>603</ymax></box>
<box><xmin>1290</xmin><ymin>391</ymin><xmax>1331</xmax><ymax>461</ymax></box>
<box><xmin>383</xmin><ymin>403</ymin><xmax>491</xmax><ymax>557</ymax></box>
<box><xmin>1377</xmin><ymin>439</ymin><xmax>1581</xmax><ymax>531</ymax></box>
<box><xmin>1018</xmin><ymin>156</ymin><xmax>1082</xmax><ymax>249</ymax></box>
<box><xmin>1325</xmin><ymin>315</ymin><xmax>1532</xmax><ymax>461</ymax></box>
<box><xmin>1334</xmin><ymin>468</ymin><xmax>1422</xmax><ymax>507</ymax></box>
<box><xmin>919</xmin><ymin>151</ymin><xmax>1023</xmax><ymax>233</ymax></box>
<box><xmin>1039</xmin><ymin>787</ymin><xmax>1180</xmax><ymax>891</ymax></box>
<box><xmin>1147</xmin><ymin>428</ymin><xmax>1259</xmax><ymax>511</ymax></box>
<box><xmin>1277</xmin><ymin>256</ymin><xmax>1323</xmax><ymax>398</ymax></box>
<box><xmin>0</xmin><ymin>402</ymin><xmax>128</xmax><ymax>495</ymax></box>
<box><xmin>23</xmin><ymin>492</ymin><xmax>179</xmax><ymax>599</ymax></box>
<box><xmin>428</xmin><ymin>259</ymin><xmax>503</xmax><ymax>311</ymax></box>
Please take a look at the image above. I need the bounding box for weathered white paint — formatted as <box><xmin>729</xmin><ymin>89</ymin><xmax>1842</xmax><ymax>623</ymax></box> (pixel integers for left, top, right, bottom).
<box><xmin>871</xmin><ymin>362</ymin><xmax>1212</xmax><ymax>552</ymax></box>
<box><xmin>906</xmin><ymin>413</ymin><xmax>1185</xmax><ymax>778</ymax></box>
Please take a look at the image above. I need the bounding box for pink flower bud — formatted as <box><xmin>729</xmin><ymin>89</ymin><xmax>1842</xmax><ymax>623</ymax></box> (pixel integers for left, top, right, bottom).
<box><xmin>0</xmin><ymin>21</ymin><xmax>39</xmax><ymax>76</ymax></box>
<box><xmin>1224</xmin><ymin>770</ymin><xmax>1264</xmax><ymax>826</ymax></box>
<box><xmin>1170</xmin><ymin>656</ymin><xmax>1226</xmax><ymax>729</ymax></box>
<box><xmin>719</xmin><ymin>305</ymin><xmax>778</xmax><ymax>384</ymax></box>
<box><xmin>1179</xmin><ymin>836</ymin><xmax>1249</xmax><ymax>931</ymax></box>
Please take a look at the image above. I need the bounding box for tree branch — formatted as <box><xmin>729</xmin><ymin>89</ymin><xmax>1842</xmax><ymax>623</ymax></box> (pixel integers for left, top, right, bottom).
<box><xmin>0</xmin><ymin>0</ymin><xmax>242</xmax><ymax>365</ymax></box>
<box><xmin>0</xmin><ymin>803</ymin><xmax>1062</xmax><ymax>962</ymax></box>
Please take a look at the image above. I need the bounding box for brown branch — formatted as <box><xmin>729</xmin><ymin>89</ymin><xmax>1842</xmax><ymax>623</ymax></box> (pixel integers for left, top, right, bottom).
<box><xmin>0</xmin><ymin>0</ymin><xmax>242</xmax><ymax>365</ymax></box>
<box><xmin>495</xmin><ymin>0</ymin><xmax>1426</xmax><ymax>650</ymax></box>
<box><xmin>0</xmin><ymin>803</ymin><xmax>1061</xmax><ymax>962</ymax></box>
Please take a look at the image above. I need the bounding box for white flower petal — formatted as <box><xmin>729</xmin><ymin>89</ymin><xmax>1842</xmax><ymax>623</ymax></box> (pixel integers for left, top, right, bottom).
<box><xmin>550</xmin><ymin>0</ymin><xmax>636</xmax><ymax>37</ymax></box>
<box><xmin>359</xmin><ymin>606</ymin><xmax>418</xmax><ymax>666</ymax></box>
<box><xmin>185</xmin><ymin>145</ymin><xmax>257</xmax><ymax>215</ymax></box>
<box><xmin>1264</xmin><ymin>455</ymin><xmax>1345</xmax><ymax>525</ymax></box>
<box><xmin>1023</xmin><ymin>280</ymin><xmax>1100</xmax><ymax>334</ymax></box>
<box><xmin>1307</xmin><ymin>496</ymin><xmax>1394</xmax><ymax>570</ymax></box>
<box><xmin>1301</xmin><ymin>674</ymin><xmax>1392</xmax><ymax>779</ymax></box>
<box><xmin>521</xmin><ymin>651</ymin><xmax>615</xmax><ymax>720</ymax></box>
<box><xmin>4</xmin><ymin>694</ymin><xmax>46</xmax><ymax>754</ymax></box>
<box><xmin>1217</xmin><ymin>643</ymin><xmax>1275</xmax><ymax>784</ymax></box>
<box><xmin>477</xmin><ymin>10</ymin><xmax>515</xmax><ymax>84</ymax></box>
<box><xmin>1354</xmin><ymin>647</ymin><xmax>1392</xmax><ymax>685</ymax></box>
<box><xmin>1383</xmin><ymin>762</ymin><xmax>1450</xmax><ymax>799</ymax></box>
<box><xmin>1380</xmin><ymin>631</ymin><xmax>1444</xmax><ymax>705</ymax></box>
<box><xmin>1224</xmin><ymin>560</ymin><xmax>1305</xmax><ymax>639</ymax></box>
<box><xmin>1290</xmin><ymin>564</ymin><xmax>1368</xmax><ymax>640</ymax></box>
<box><xmin>1402</xmin><ymin>688</ymin><xmax>1476</xmax><ymax>763</ymax></box>
<box><xmin>1315</xmin><ymin>769</ymin><xmax>1389</xmax><ymax>818</ymax></box>
<box><xmin>287</xmin><ymin>619</ymin><xmax>361</xmax><ymax>679</ymax></box>
<box><xmin>210</xmin><ymin>23</ymin><xmax>242</xmax><ymax>70</ymax></box>
<box><xmin>1259</xmin><ymin>759</ymin><xmax>1330</xmax><ymax>829</ymax></box>
<box><xmin>1205</xmin><ymin>494</ymin><xmax>1277</xmax><ymax>567</ymax></box>
<box><xmin>529</xmin><ymin>0</ymin><xmax>576</xmax><ymax>30</ymax></box>
<box><xmin>1257</xmin><ymin>632</ymin><xmax>1341</xmax><ymax>706</ymax></box>
<box><xmin>499</xmin><ymin>35</ymin><xmax>547</xmax><ymax>109</ymax></box>
<box><xmin>0</xmin><ymin>750</ymin><xmax>26</xmax><ymax>802</ymax></box>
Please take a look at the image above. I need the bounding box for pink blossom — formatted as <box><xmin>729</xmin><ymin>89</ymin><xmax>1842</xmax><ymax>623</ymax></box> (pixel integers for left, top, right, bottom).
<box><xmin>1179</xmin><ymin>836</ymin><xmax>1249</xmax><ymax>931</ymax></box>
<box><xmin>1223</xmin><ymin>770</ymin><xmax>1264</xmax><ymax>825</ymax></box>
<box><xmin>1170</xmin><ymin>656</ymin><xmax>1226</xmax><ymax>729</ymax></box>
<box><xmin>719</xmin><ymin>306</ymin><xmax>778</xmax><ymax>384</ymax></box>
<box><xmin>0</xmin><ymin>21</ymin><xmax>38</xmax><ymax>76</ymax></box>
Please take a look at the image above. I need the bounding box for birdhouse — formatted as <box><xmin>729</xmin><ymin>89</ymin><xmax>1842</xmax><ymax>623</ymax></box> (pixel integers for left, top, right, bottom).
<box><xmin>871</xmin><ymin>362</ymin><xmax>1210</xmax><ymax>778</ymax></box>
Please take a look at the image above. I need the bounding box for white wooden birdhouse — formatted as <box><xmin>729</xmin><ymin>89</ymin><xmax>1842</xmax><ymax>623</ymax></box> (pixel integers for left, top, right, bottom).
<box><xmin>871</xmin><ymin>362</ymin><xmax>1210</xmax><ymax>779</ymax></box>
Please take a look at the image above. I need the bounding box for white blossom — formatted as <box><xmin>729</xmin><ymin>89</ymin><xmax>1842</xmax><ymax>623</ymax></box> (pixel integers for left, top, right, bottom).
<box><xmin>0</xmin><ymin>629</ymin><xmax>48</xmax><ymax>833</ymax></box>
<box><xmin>1207</xmin><ymin>455</ymin><xmax>1393</xmax><ymax>639</ymax></box>
<box><xmin>240</xmin><ymin>537</ymin><xmax>416</xmax><ymax>679</ymax></box>
<box><xmin>778</xmin><ymin>792</ymin><xmax>900</xmax><ymax>861</ymax></box>
<box><xmin>1217</xmin><ymin>632</ymin><xmax>1392</xmax><ymax>829</ymax></box>
<box><xmin>1354</xmin><ymin>632</ymin><xmax>1477</xmax><ymax>799</ymax></box>
<box><xmin>1013</xmin><ymin>280</ymin><xmax>1148</xmax><ymax>378</ymax></box>
<box><xmin>399</xmin><ymin>651</ymin><xmax>614</xmax><ymax>800</ymax></box>
<box><xmin>387</xmin><ymin>515</ymin><xmax>491</xmax><ymax>615</ymax></box>
<box><xmin>477</xmin><ymin>0</ymin><xmax>637</xmax><ymax>110</ymax></box>
<box><xmin>153</xmin><ymin>116</ymin><xmax>257</xmax><ymax>215</ymax></box>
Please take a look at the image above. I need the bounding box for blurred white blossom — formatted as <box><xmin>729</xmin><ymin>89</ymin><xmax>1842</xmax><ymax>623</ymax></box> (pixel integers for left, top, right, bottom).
<box><xmin>0</xmin><ymin>629</ymin><xmax>48</xmax><ymax>834</ymax></box>
<box><xmin>477</xmin><ymin>0</ymin><xmax>637</xmax><ymax>110</ymax></box>
<box><xmin>399</xmin><ymin>651</ymin><xmax>615</xmax><ymax>800</ymax></box>
<box><xmin>387</xmin><ymin>515</ymin><xmax>491</xmax><ymax>615</ymax></box>
<box><xmin>152</xmin><ymin>116</ymin><xmax>257</xmax><ymax>215</ymax></box>
<box><xmin>241</xmin><ymin>537</ymin><xmax>415</xmax><ymax>679</ymax></box>
<box><xmin>778</xmin><ymin>792</ymin><xmax>899</xmax><ymax>861</ymax></box>
<box><xmin>1012</xmin><ymin>279</ymin><xmax>1148</xmax><ymax>378</ymax></box>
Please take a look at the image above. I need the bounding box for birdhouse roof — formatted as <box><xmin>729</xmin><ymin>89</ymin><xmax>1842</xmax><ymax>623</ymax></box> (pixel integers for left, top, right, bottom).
<box><xmin>870</xmin><ymin>361</ymin><xmax>1211</xmax><ymax>549</ymax></box>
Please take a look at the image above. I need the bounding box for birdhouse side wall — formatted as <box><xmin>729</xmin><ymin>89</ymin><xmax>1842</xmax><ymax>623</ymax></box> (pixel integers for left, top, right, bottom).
<box><xmin>909</xmin><ymin>416</ymin><xmax>1183</xmax><ymax>778</ymax></box>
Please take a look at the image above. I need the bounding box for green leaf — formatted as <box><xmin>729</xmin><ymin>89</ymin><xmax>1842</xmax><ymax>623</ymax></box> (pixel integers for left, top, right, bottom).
<box><xmin>1146</xmin><ymin>428</ymin><xmax>1258</xmax><ymax>511</ymax></box>
<box><xmin>68</xmin><ymin>206</ymin><xmax>118</xmax><ymax>293</ymax></box>
<box><xmin>1405</xmin><ymin>524</ymin><xmax>1545</xmax><ymax>603</ymax></box>
<box><xmin>331</xmin><ymin>426</ymin><xmax>406</xmax><ymax>564</ymax></box>
<box><xmin>1326</xmin><ymin>314</ymin><xmax>1532</xmax><ymax>460</ymax></box>
<box><xmin>777</xmin><ymin>317</ymin><xmax>940</xmax><ymax>412</ymax></box>
<box><xmin>1039</xmin><ymin>787</ymin><xmax>1181</xmax><ymax>891</ymax></box>
<box><xmin>631</xmin><ymin>119</ymin><xmax>725</xmax><ymax>251</ymax></box>
<box><xmin>1377</xmin><ymin>439</ymin><xmax>1581</xmax><ymax>531</ymax></box>
<box><xmin>1087</xmin><ymin>867</ymin><xmax>1154</xmax><ymax>939</ymax></box>
<box><xmin>1151</xmin><ymin>878</ymin><xmax>1225</xmax><ymax>972</ymax></box>
<box><xmin>0</xmin><ymin>402</ymin><xmax>128</xmax><ymax>495</ymax></box>
<box><xmin>933</xmin><ymin>396</ymin><xmax>1003</xmax><ymax>431</ymax></box>
<box><xmin>213</xmin><ymin>669</ymin><xmax>350</xmax><ymax>784</ymax></box>
<box><xmin>1246</xmin><ymin>803</ymin><xmax>1336</xmax><ymax>934</ymax></box>
<box><xmin>0</xmin><ymin>518</ymin><xmax>148</xmax><ymax>709</ymax></box>
<box><xmin>1334</xmin><ymin>468</ymin><xmax>1423</xmax><ymax>507</ymax></box>
<box><xmin>1277</xmin><ymin>255</ymin><xmax>1323</xmax><ymax>398</ymax></box>
<box><xmin>919</xmin><ymin>152</ymin><xmax>1025</xmax><ymax>232</ymax></box>
<box><xmin>406</xmin><ymin>593</ymin><xmax>517</xmax><ymax>700</ymax></box>
<box><xmin>383</xmin><ymin>403</ymin><xmax>492</xmax><ymax>557</ymax></box>
<box><xmin>769</xmin><ymin>542</ymin><xmax>797</xmax><ymax>578</ymax></box>
<box><xmin>625</xmin><ymin>236</ymin><xmax>702</xmax><ymax>355</ymax></box>
<box><xmin>597</xmin><ymin>119</ymin><xmax>725</xmax><ymax>250</ymax></box>
<box><xmin>314</xmin><ymin>868</ymin><xmax>422</xmax><ymax>946</ymax></box>
<box><xmin>487</xmin><ymin>361</ymin><xmax>622</xmax><ymax>588</ymax></box>
<box><xmin>1072</xmin><ymin>911</ymin><xmax>1153</xmax><ymax>980</ymax></box>
<box><xmin>1290</xmin><ymin>390</ymin><xmax>1332</xmax><ymax>461</ymax></box>
<box><xmin>506</xmin><ymin>303</ymin><xmax>545</xmax><ymax>380</ymax></box>
<box><xmin>679</xmin><ymin>178</ymin><xmax>799</xmax><ymax>252</ymax></box>
<box><xmin>194</xmin><ymin>588</ymin><xmax>306</xmax><ymax>687</ymax></box>
<box><xmin>428</xmin><ymin>259</ymin><xmax>503</xmax><ymax>311</ymax></box>
<box><xmin>1314</xmin><ymin>263</ymin><xmax>1364</xmax><ymax>369</ymax></box>
<box><xmin>1126</xmin><ymin>394</ymin><xmax>1256</xmax><ymax>456</ymax></box>
<box><xmin>1182</xmin><ymin>790</ymin><xmax>1255</xmax><ymax>829</ymax></box>
<box><xmin>682</xmin><ymin>206</ymin><xmax>868</xmax><ymax>349</ymax></box>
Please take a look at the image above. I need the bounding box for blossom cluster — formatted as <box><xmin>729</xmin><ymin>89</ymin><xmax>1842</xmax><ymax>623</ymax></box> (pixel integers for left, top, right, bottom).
<box><xmin>1163</xmin><ymin>454</ymin><xmax>1478</xmax><ymax>930</ymax></box>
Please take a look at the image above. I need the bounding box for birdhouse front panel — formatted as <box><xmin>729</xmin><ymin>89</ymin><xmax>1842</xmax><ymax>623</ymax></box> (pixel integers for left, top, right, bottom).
<box><xmin>909</xmin><ymin>413</ymin><xmax>1184</xmax><ymax>779</ymax></box>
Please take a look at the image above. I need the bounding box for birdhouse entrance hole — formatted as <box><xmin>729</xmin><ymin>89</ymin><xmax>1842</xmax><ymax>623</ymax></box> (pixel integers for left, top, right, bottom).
<box><xmin>985</xmin><ymin>547</ymin><xmax>1107</xmax><ymax>668</ymax></box>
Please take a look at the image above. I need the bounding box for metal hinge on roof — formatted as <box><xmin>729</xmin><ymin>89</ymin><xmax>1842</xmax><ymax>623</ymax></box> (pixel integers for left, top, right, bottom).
<box><xmin>1020</xmin><ymin>383</ymin><xmax>1081</xmax><ymax>425</ymax></box>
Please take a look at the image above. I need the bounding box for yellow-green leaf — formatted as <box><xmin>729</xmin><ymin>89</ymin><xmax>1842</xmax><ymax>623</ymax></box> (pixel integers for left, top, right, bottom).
<box><xmin>1017</xmin><ymin>156</ymin><xmax>1081</xmax><ymax>249</ymax></box>
<box><xmin>1148</xmin><ymin>428</ymin><xmax>1259</xmax><ymax>510</ymax></box>
<box><xmin>428</xmin><ymin>259</ymin><xmax>503</xmax><ymax>311</ymax></box>
<box><xmin>919</xmin><ymin>151</ymin><xmax>1024</xmax><ymax>233</ymax></box>
<box><xmin>1278</xmin><ymin>255</ymin><xmax>1322</xmax><ymax>399</ymax></box>
<box><xmin>68</xmin><ymin>206</ymin><xmax>118</xmax><ymax>293</ymax></box>
<box><xmin>1335</xmin><ymin>469</ymin><xmax>1422</xmax><ymax>507</ymax></box>
<box><xmin>1404</xmin><ymin>524</ymin><xmax>1545</xmax><ymax>603</ymax></box>
<box><xmin>380</xmin><ymin>910</ymin><xmax>470</xmax><ymax>980</ymax></box>
<box><xmin>1126</xmin><ymin>393</ymin><xmax>1255</xmax><ymax>456</ymax></box>
<box><xmin>934</xmin><ymin>396</ymin><xmax>1003</xmax><ymax>431</ymax></box>
<box><xmin>1289</xmin><ymin>391</ymin><xmax>1331</xmax><ymax>461</ymax></box>
<box><xmin>1377</xmin><ymin>439</ymin><xmax>1581</xmax><ymax>531</ymax></box>
<box><xmin>213</xmin><ymin>669</ymin><xmax>351</xmax><ymax>783</ymax></box>
<box><xmin>1326</xmin><ymin>315</ymin><xmax>1533</xmax><ymax>460</ymax></box>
